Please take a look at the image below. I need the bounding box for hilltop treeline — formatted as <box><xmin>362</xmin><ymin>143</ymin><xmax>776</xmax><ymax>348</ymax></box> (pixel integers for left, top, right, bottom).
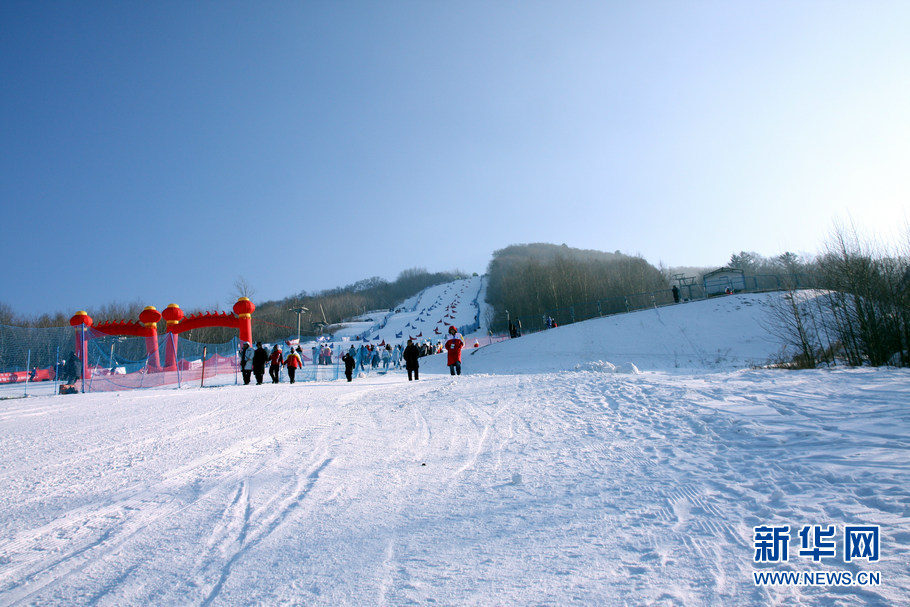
<box><xmin>485</xmin><ymin>243</ymin><xmax>668</xmax><ymax>331</ymax></box>
<box><xmin>0</xmin><ymin>268</ymin><xmax>463</xmax><ymax>346</ymax></box>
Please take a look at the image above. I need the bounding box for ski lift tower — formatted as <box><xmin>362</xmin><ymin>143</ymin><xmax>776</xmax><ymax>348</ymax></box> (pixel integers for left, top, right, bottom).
<box><xmin>672</xmin><ymin>273</ymin><xmax>698</xmax><ymax>301</ymax></box>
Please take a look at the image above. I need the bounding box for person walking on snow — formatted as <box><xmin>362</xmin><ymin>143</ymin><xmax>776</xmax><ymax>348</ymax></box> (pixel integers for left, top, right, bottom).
<box><xmin>381</xmin><ymin>345</ymin><xmax>392</xmax><ymax>373</ymax></box>
<box><xmin>268</xmin><ymin>345</ymin><xmax>284</xmax><ymax>383</ymax></box>
<box><xmin>403</xmin><ymin>339</ymin><xmax>420</xmax><ymax>381</ymax></box>
<box><xmin>252</xmin><ymin>342</ymin><xmax>268</xmax><ymax>385</ymax></box>
<box><xmin>444</xmin><ymin>325</ymin><xmax>465</xmax><ymax>376</ymax></box>
<box><xmin>284</xmin><ymin>348</ymin><xmax>303</xmax><ymax>383</ymax></box>
<box><xmin>342</xmin><ymin>349</ymin><xmax>356</xmax><ymax>382</ymax></box>
<box><xmin>239</xmin><ymin>342</ymin><xmax>253</xmax><ymax>385</ymax></box>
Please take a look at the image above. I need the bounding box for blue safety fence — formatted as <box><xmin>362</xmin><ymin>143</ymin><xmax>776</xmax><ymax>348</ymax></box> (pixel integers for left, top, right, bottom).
<box><xmin>0</xmin><ymin>324</ymin><xmax>72</xmax><ymax>398</ymax></box>
<box><xmin>0</xmin><ymin>324</ymin><xmax>351</xmax><ymax>396</ymax></box>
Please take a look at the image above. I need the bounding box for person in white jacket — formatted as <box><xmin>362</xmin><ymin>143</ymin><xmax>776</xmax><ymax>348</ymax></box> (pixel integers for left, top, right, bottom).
<box><xmin>239</xmin><ymin>342</ymin><xmax>253</xmax><ymax>385</ymax></box>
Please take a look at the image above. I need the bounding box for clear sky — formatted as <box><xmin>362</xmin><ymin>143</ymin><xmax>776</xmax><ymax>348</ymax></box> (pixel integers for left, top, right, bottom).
<box><xmin>2</xmin><ymin>1</ymin><xmax>908</xmax><ymax>317</ymax></box>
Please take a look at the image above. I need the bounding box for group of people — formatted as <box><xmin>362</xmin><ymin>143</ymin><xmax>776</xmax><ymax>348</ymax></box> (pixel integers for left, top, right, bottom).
<box><xmin>57</xmin><ymin>352</ymin><xmax>81</xmax><ymax>385</ymax></box>
<box><xmin>400</xmin><ymin>325</ymin><xmax>465</xmax><ymax>381</ymax></box>
<box><xmin>241</xmin><ymin>325</ymin><xmax>468</xmax><ymax>385</ymax></box>
<box><xmin>239</xmin><ymin>342</ymin><xmax>305</xmax><ymax>385</ymax></box>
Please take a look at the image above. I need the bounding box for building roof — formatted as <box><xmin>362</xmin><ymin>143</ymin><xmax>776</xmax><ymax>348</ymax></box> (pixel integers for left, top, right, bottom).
<box><xmin>703</xmin><ymin>267</ymin><xmax>745</xmax><ymax>278</ymax></box>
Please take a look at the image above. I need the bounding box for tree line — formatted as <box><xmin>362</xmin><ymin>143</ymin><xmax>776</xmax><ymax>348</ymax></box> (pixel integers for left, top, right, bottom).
<box><xmin>0</xmin><ymin>268</ymin><xmax>464</xmax><ymax>347</ymax></box>
<box><xmin>761</xmin><ymin>227</ymin><xmax>910</xmax><ymax>369</ymax></box>
<box><xmin>485</xmin><ymin>243</ymin><xmax>669</xmax><ymax>332</ymax></box>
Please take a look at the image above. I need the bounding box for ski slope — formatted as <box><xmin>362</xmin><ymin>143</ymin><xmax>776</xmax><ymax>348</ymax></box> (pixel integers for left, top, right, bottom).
<box><xmin>324</xmin><ymin>275</ymin><xmax>490</xmax><ymax>347</ymax></box>
<box><xmin>1</xmin><ymin>290</ymin><xmax>908</xmax><ymax>606</ymax></box>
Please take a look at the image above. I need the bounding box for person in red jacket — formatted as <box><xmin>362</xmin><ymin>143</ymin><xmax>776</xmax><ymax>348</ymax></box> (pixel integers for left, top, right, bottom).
<box><xmin>444</xmin><ymin>325</ymin><xmax>465</xmax><ymax>376</ymax></box>
<box><xmin>268</xmin><ymin>345</ymin><xmax>284</xmax><ymax>383</ymax></box>
<box><xmin>284</xmin><ymin>348</ymin><xmax>303</xmax><ymax>384</ymax></box>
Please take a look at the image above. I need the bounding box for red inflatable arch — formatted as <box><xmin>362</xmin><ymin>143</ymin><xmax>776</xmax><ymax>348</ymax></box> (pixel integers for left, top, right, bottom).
<box><xmin>70</xmin><ymin>298</ymin><xmax>255</xmax><ymax>374</ymax></box>
<box><xmin>160</xmin><ymin>298</ymin><xmax>255</xmax><ymax>369</ymax></box>
<box><xmin>69</xmin><ymin>307</ymin><xmax>163</xmax><ymax>377</ymax></box>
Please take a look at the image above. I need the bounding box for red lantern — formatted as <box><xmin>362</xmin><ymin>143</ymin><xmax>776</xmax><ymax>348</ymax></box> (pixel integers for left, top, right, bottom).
<box><xmin>69</xmin><ymin>311</ymin><xmax>93</xmax><ymax>327</ymax></box>
<box><xmin>233</xmin><ymin>297</ymin><xmax>255</xmax><ymax>318</ymax></box>
<box><xmin>162</xmin><ymin>304</ymin><xmax>185</xmax><ymax>326</ymax></box>
<box><xmin>139</xmin><ymin>306</ymin><xmax>162</xmax><ymax>327</ymax></box>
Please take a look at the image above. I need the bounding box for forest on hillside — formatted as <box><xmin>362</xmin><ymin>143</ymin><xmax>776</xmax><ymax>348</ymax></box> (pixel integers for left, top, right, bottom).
<box><xmin>480</xmin><ymin>234</ymin><xmax>909</xmax><ymax>370</ymax></box>
<box><xmin>485</xmin><ymin>243</ymin><xmax>669</xmax><ymax>332</ymax></box>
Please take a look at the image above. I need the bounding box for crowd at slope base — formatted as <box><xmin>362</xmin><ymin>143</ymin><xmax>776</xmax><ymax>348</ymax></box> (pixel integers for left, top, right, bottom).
<box><xmin>238</xmin><ymin>325</ymin><xmax>468</xmax><ymax>385</ymax></box>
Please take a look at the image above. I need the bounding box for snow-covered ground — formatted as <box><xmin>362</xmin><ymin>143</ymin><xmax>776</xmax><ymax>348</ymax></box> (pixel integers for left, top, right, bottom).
<box><xmin>1</xmin><ymin>291</ymin><xmax>908</xmax><ymax>606</ymax></box>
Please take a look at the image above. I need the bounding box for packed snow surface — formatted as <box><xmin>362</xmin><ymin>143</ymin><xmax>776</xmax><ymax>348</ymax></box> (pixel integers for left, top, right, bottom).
<box><xmin>1</xmin><ymin>291</ymin><xmax>909</xmax><ymax>606</ymax></box>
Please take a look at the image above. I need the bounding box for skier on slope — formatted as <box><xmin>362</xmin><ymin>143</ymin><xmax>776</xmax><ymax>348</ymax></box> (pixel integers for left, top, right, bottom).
<box><xmin>444</xmin><ymin>325</ymin><xmax>465</xmax><ymax>376</ymax></box>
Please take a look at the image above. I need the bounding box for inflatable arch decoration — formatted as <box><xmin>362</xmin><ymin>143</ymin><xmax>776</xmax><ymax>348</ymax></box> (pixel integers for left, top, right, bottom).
<box><xmin>69</xmin><ymin>298</ymin><xmax>255</xmax><ymax>376</ymax></box>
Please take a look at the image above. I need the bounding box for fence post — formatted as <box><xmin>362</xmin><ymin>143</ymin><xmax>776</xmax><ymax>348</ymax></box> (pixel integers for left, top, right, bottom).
<box><xmin>174</xmin><ymin>334</ymin><xmax>182</xmax><ymax>389</ymax></box>
<box><xmin>80</xmin><ymin>324</ymin><xmax>86</xmax><ymax>394</ymax></box>
<box><xmin>201</xmin><ymin>346</ymin><xmax>207</xmax><ymax>388</ymax></box>
<box><xmin>24</xmin><ymin>349</ymin><xmax>31</xmax><ymax>398</ymax></box>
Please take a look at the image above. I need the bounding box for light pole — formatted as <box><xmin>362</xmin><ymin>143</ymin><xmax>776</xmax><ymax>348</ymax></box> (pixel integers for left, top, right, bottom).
<box><xmin>289</xmin><ymin>306</ymin><xmax>308</xmax><ymax>343</ymax></box>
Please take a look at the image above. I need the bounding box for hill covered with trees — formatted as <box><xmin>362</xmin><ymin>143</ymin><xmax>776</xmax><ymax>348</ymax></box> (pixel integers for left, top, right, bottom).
<box><xmin>485</xmin><ymin>243</ymin><xmax>669</xmax><ymax>332</ymax></box>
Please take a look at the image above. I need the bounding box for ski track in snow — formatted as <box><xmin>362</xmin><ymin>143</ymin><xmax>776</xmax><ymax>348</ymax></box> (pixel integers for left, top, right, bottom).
<box><xmin>1</xmin><ymin>290</ymin><xmax>909</xmax><ymax>605</ymax></box>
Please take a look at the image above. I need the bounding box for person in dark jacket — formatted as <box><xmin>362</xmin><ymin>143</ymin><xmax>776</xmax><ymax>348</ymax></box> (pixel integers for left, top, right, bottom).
<box><xmin>342</xmin><ymin>350</ymin><xmax>356</xmax><ymax>382</ymax></box>
<box><xmin>63</xmin><ymin>351</ymin><xmax>81</xmax><ymax>385</ymax></box>
<box><xmin>403</xmin><ymin>339</ymin><xmax>420</xmax><ymax>381</ymax></box>
<box><xmin>252</xmin><ymin>342</ymin><xmax>268</xmax><ymax>385</ymax></box>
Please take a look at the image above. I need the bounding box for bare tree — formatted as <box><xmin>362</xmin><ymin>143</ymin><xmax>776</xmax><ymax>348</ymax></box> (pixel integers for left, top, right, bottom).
<box><xmin>0</xmin><ymin>301</ymin><xmax>16</xmax><ymax>326</ymax></box>
<box><xmin>232</xmin><ymin>276</ymin><xmax>256</xmax><ymax>302</ymax></box>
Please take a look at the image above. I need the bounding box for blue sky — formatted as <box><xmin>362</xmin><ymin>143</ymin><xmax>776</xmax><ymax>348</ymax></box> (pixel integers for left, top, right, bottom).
<box><xmin>2</xmin><ymin>1</ymin><xmax>908</xmax><ymax>317</ymax></box>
